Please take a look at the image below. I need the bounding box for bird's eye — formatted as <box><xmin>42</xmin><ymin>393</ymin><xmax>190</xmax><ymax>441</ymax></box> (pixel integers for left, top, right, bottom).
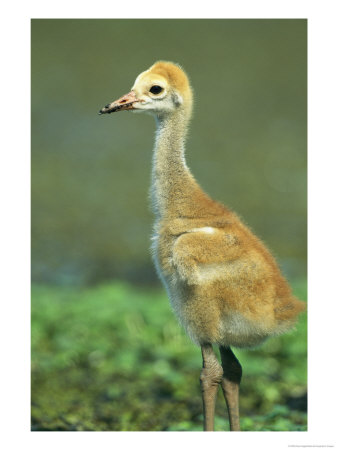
<box><xmin>149</xmin><ymin>85</ymin><xmax>163</xmax><ymax>95</ymax></box>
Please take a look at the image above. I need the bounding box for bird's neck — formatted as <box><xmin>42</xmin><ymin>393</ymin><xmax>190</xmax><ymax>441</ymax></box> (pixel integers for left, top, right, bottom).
<box><xmin>151</xmin><ymin>108</ymin><xmax>208</xmax><ymax>218</ymax></box>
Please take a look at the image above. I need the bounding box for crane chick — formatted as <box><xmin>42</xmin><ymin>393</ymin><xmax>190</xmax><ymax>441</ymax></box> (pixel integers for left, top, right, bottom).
<box><xmin>99</xmin><ymin>61</ymin><xmax>305</xmax><ymax>431</ymax></box>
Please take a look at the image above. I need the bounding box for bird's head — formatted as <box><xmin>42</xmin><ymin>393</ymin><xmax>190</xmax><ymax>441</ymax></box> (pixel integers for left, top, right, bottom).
<box><xmin>99</xmin><ymin>61</ymin><xmax>193</xmax><ymax>119</ymax></box>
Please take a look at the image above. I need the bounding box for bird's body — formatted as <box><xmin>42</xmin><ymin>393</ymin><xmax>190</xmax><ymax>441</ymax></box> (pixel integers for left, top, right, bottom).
<box><xmin>100</xmin><ymin>61</ymin><xmax>305</xmax><ymax>431</ymax></box>
<box><xmin>152</xmin><ymin>211</ymin><xmax>303</xmax><ymax>349</ymax></box>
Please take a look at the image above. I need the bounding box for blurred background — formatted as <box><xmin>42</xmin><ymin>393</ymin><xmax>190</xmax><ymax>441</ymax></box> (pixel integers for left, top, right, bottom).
<box><xmin>31</xmin><ymin>19</ymin><xmax>307</xmax><ymax>431</ymax></box>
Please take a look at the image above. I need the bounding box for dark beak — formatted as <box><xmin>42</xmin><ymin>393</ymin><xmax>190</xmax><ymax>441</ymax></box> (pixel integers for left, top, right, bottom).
<box><xmin>99</xmin><ymin>91</ymin><xmax>141</xmax><ymax>115</ymax></box>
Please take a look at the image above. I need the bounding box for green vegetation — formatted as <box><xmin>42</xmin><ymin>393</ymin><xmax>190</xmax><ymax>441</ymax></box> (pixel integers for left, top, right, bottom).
<box><xmin>31</xmin><ymin>279</ymin><xmax>307</xmax><ymax>431</ymax></box>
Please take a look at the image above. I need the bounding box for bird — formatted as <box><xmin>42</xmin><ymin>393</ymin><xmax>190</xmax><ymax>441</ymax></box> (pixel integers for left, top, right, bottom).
<box><xmin>99</xmin><ymin>61</ymin><xmax>306</xmax><ymax>431</ymax></box>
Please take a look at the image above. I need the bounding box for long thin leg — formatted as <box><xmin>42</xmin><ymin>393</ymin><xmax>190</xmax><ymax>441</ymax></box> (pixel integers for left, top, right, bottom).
<box><xmin>200</xmin><ymin>344</ymin><xmax>223</xmax><ymax>431</ymax></box>
<box><xmin>219</xmin><ymin>346</ymin><xmax>242</xmax><ymax>431</ymax></box>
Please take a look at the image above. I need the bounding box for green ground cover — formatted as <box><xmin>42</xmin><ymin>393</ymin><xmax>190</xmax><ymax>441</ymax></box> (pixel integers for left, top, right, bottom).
<box><xmin>31</xmin><ymin>279</ymin><xmax>307</xmax><ymax>431</ymax></box>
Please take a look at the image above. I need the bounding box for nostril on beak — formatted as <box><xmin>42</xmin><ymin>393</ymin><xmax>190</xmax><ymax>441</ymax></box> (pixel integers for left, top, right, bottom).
<box><xmin>120</xmin><ymin>100</ymin><xmax>127</xmax><ymax>104</ymax></box>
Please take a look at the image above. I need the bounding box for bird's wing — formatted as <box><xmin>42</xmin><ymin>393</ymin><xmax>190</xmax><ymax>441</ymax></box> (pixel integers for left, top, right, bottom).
<box><xmin>172</xmin><ymin>228</ymin><xmax>243</xmax><ymax>285</ymax></box>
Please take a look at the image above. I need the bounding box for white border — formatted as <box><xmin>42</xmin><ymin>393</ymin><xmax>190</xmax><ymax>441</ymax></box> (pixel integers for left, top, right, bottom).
<box><xmin>1</xmin><ymin>1</ymin><xmax>338</xmax><ymax>449</ymax></box>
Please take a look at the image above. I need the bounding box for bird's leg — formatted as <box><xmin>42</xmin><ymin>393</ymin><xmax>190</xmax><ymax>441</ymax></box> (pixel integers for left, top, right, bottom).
<box><xmin>219</xmin><ymin>346</ymin><xmax>242</xmax><ymax>431</ymax></box>
<box><xmin>200</xmin><ymin>344</ymin><xmax>223</xmax><ymax>431</ymax></box>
